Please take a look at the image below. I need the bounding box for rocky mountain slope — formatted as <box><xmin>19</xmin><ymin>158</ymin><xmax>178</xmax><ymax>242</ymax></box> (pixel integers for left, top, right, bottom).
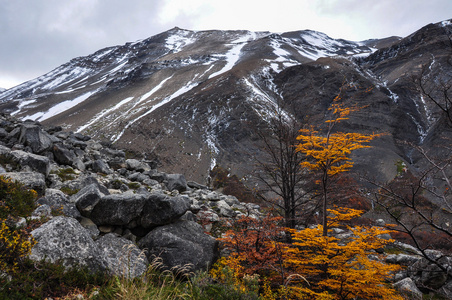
<box><xmin>0</xmin><ymin>112</ymin><xmax>264</xmax><ymax>276</ymax></box>
<box><xmin>0</xmin><ymin>20</ymin><xmax>451</xmax><ymax>184</ymax></box>
<box><xmin>1</xmin><ymin>113</ymin><xmax>452</xmax><ymax>298</ymax></box>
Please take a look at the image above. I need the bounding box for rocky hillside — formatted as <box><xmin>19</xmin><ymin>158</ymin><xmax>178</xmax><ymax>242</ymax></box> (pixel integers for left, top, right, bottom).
<box><xmin>2</xmin><ymin>113</ymin><xmax>452</xmax><ymax>298</ymax></box>
<box><xmin>0</xmin><ymin>113</ymin><xmax>264</xmax><ymax>276</ymax></box>
<box><xmin>0</xmin><ymin>21</ymin><xmax>451</xmax><ymax>185</ymax></box>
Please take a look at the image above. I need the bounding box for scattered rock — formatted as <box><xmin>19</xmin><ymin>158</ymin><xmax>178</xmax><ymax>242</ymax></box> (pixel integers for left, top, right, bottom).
<box><xmin>393</xmin><ymin>278</ymin><xmax>423</xmax><ymax>300</ymax></box>
<box><xmin>96</xmin><ymin>233</ymin><xmax>148</xmax><ymax>278</ymax></box>
<box><xmin>165</xmin><ymin>174</ymin><xmax>188</xmax><ymax>192</ymax></box>
<box><xmin>30</xmin><ymin>216</ymin><xmax>106</xmax><ymax>272</ymax></box>
<box><xmin>138</xmin><ymin>220</ymin><xmax>218</xmax><ymax>273</ymax></box>
<box><xmin>140</xmin><ymin>194</ymin><xmax>191</xmax><ymax>228</ymax></box>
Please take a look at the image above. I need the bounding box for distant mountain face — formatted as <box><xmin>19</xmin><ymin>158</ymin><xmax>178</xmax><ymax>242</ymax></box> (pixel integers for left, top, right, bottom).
<box><xmin>1</xmin><ymin>20</ymin><xmax>451</xmax><ymax>184</ymax></box>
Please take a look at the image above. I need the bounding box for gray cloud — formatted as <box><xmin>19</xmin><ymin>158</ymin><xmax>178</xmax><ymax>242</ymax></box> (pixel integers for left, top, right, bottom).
<box><xmin>0</xmin><ymin>0</ymin><xmax>183</xmax><ymax>87</ymax></box>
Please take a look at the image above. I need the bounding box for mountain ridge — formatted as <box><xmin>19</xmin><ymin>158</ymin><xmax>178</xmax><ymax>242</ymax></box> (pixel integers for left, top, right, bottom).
<box><xmin>0</xmin><ymin>20</ymin><xmax>451</xmax><ymax>183</ymax></box>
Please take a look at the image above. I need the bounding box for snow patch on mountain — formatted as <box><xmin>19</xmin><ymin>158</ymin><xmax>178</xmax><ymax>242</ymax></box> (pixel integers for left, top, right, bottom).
<box><xmin>166</xmin><ymin>30</ymin><xmax>196</xmax><ymax>53</ymax></box>
<box><xmin>112</xmin><ymin>77</ymin><xmax>197</xmax><ymax>143</ymax></box>
<box><xmin>208</xmin><ymin>33</ymin><xmax>256</xmax><ymax>79</ymax></box>
<box><xmin>23</xmin><ymin>90</ymin><xmax>98</xmax><ymax>122</ymax></box>
<box><xmin>77</xmin><ymin>96</ymin><xmax>134</xmax><ymax>133</ymax></box>
<box><xmin>11</xmin><ymin>99</ymin><xmax>37</xmax><ymax>116</ymax></box>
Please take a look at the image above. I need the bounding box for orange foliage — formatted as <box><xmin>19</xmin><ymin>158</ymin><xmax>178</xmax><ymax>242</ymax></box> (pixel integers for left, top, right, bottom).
<box><xmin>296</xmin><ymin>89</ymin><xmax>383</xmax><ymax>235</ymax></box>
<box><xmin>284</xmin><ymin>207</ymin><xmax>402</xmax><ymax>300</ymax></box>
<box><xmin>218</xmin><ymin>208</ymin><xmax>403</xmax><ymax>299</ymax></box>
<box><xmin>296</xmin><ymin>92</ymin><xmax>382</xmax><ymax>176</ymax></box>
<box><xmin>219</xmin><ymin>214</ymin><xmax>289</xmax><ymax>285</ymax></box>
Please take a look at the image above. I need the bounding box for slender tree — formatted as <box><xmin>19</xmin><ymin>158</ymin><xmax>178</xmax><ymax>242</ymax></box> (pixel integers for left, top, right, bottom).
<box><xmin>296</xmin><ymin>88</ymin><xmax>383</xmax><ymax>236</ymax></box>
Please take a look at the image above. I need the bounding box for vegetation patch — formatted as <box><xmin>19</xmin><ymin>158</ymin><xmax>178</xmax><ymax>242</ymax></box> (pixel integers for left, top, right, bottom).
<box><xmin>0</xmin><ymin>175</ymin><xmax>37</xmax><ymax>219</ymax></box>
<box><xmin>60</xmin><ymin>186</ymin><xmax>80</xmax><ymax>196</ymax></box>
<box><xmin>52</xmin><ymin>167</ymin><xmax>77</xmax><ymax>181</ymax></box>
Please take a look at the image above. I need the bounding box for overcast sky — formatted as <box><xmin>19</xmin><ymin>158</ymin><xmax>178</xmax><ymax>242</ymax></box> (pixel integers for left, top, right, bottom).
<box><xmin>1</xmin><ymin>0</ymin><xmax>451</xmax><ymax>89</ymax></box>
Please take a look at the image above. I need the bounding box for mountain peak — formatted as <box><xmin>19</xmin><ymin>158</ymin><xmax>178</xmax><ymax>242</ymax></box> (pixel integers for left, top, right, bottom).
<box><xmin>0</xmin><ymin>22</ymin><xmax>450</xmax><ymax>183</ymax></box>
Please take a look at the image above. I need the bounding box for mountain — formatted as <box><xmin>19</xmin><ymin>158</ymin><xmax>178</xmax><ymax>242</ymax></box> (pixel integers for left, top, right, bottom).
<box><xmin>1</xmin><ymin>20</ymin><xmax>451</xmax><ymax>184</ymax></box>
<box><xmin>0</xmin><ymin>88</ymin><xmax>5</xmax><ymax>93</ymax></box>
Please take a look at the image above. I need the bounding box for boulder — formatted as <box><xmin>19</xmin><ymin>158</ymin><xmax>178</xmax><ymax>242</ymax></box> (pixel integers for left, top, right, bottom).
<box><xmin>79</xmin><ymin>217</ymin><xmax>100</xmax><ymax>238</ymax></box>
<box><xmin>63</xmin><ymin>175</ymin><xmax>109</xmax><ymax>196</ymax></box>
<box><xmin>126</xmin><ymin>159</ymin><xmax>151</xmax><ymax>172</ymax></box>
<box><xmin>52</xmin><ymin>143</ymin><xmax>76</xmax><ymax>166</ymax></box>
<box><xmin>140</xmin><ymin>194</ymin><xmax>191</xmax><ymax>228</ymax></box>
<box><xmin>10</xmin><ymin>150</ymin><xmax>50</xmax><ymax>176</ymax></box>
<box><xmin>96</xmin><ymin>233</ymin><xmax>148</xmax><ymax>278</ymax></box>
<box><xmin>73</xmin><ymin>184</ymin><xmax>104</xmax><ymax>217</ymax></box>
<box><xmin>127</xmin><ymin>172</ymin><xmax>149</xmax><ymax>182</ymax></box>
<box><xmin>214</xmin><ymin>200</ymin><xmax>236</xmax><ymax>218</ymax></box>
<box><xmin>18</xmin><ymin>124</ymin><xmax>53</xmax><ymax>154</ymax></box>
<box><xmin>90</xmin><ymin>159</ymin><xmax>112</xmax><ymax>175</ymax></box>
<box><xmin>409</xmin><ymin>254</ymin><xmax>451</xmax><ymax>290</ymax></box>
<box><xmin>30</xmin><ymin>216</ymin><xmax>106</xmax><ymax>272</ymax></box>
<box><xmin>393</xmin><ymin>278</ymin><xmax>423</xmax><ymax>300</ymax></box>
<box><xmin>71</xmin><ymin>132</ymin><xmax>90</xmax><ymax>141</ymax></box>
<box><xmin>138</xmin><ymin>220</ymin><xmax>218</xmax><ymax>273</ymax></box>
<box><xmin>165</xmin><ymin>174</ymin><xmax>188</xmax><ymax>192</ymax></box>
<box><xmin>147</xmin><ymin>170</ymin><xmax>167</xmax><ymax>183</ymax></box>
<box><xmin>187</xmin><ymin>181</ymin><xmax>208</xmax><ymax>190</ymax></box>
<box><xmin>89</xmin><ymin>193</ymin><xmax>146</xmax><ymax>226</ymax></box>
<box><xmin>0</xmin><ymin>171</ymin><xmax>46</xmax><ymax>195</ymax></box>
<box><xmin>32</xmin><ymin>204</ymin><xmax>52</xmax><ymax>218</ymax></box>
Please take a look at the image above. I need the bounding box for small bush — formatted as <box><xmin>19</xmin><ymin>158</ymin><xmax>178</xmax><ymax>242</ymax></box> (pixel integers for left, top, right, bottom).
<box><xmin>0</xmin><ymin>222</ymin><xmax>36</xmax><ymax>273</ymax></box>
<box><xmin>0</xmin><ymin>175</ymin><xmax>37</xmax><ymax>219</ymax></box>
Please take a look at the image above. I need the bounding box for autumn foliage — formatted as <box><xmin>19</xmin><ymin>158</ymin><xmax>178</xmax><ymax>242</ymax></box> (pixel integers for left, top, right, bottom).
<box><xmin>0</xmin><ymin>176</ymin><xmax>37</xmax><ymax>273</ymax></box>
<box><xmin>218</xmin><ymin>209</ymin><xmax>402</xmax><ymax>300</ymax></box>
<box><xmin>284</xmin><ymin>207</ymin><xmax>402</xmax><ymax>300</ymax></box>
<box><xmin>296</xmin><ymin>88</ymin><xmax>383</xmax><ymax>235</ymax></box>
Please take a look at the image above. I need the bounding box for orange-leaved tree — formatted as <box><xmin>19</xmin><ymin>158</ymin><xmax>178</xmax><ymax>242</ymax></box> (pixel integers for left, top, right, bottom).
<box><xmin>283</xmin><ymin>207</ymin><xmax>403</xmax><ymax>300</ymax></box>
<box><xmin>217</xmin><ymin>214</ymin><xmax>290</xmax><ymax>287</ymax></box>
<box><xmin>296</xmin><ymin>88</ymin><xmax>383</xmax><ymax>236</ymax></box>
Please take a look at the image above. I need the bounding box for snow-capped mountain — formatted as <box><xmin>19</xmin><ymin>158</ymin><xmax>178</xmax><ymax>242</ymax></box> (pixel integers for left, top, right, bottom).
<box><xmin>1</xmin><ymin>21</ymin><xmax>451</xmax><ymax>183</ymax></box>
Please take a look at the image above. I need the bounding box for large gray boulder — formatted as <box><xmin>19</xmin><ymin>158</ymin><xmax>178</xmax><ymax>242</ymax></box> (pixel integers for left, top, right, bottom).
<box><xmin>96</xmin><ymin>233</ymin><xmax>148</xmax><ymax>278</ymax></box>
<box><xmin>74</xmin><ymin>184</ymin><xmax>105</xmax><ymax>218</ymax></box>
<box><xmin>30</xmin><ymin>216</ymin><xmax>106</xmax><ymax>272</ymax></box>
<box><xmin>141</xmin><ymin>194</ymin><xmax>191</xmax><ymax>228</ymax></box>
<box><xmin>393</xmin><ymin>278</ymin><xmax>423</xmax><ymax>300</ymax></box>
<box><xmin>52</xmin><ymin>143</ymin><xmax>76</xmax><ymax>166</ymax></box>
<box><xmin>126</xmin><ymin>159</ymin><xmax>151</xmax><ymax>172</ymax></box>
<box><xmin>0</xmin><ymin>171</ymin><xmax>46</xmax><ymax>195</ymax></box>
<box><xmin>138</xmin><ymin>220</ymin><xmax>218</xmax><ymax>273</ymax></box>
<box><xmin>10</xmin><ymin>150</ymin><xmax>50</xmax><ymax>176</ymax></box>
<box><xmin>408</xmin><ymin>250</ymin><xmax>452</xmax><ymax>290</ymax></box>
<box><xmin>18</xmin><ymin>124</ymin><xmax>53</xmax><ymax>154</ymax></box>
<box><xmin>90</xmin><ymin>193</ymin><xmax>146</xmax><ymax>226</ymax></box>
<box><xmin>165</xmin><ymin>174</ymin><xmax>188</xmax><ymax>192</ymax></box>
<box><xmin>90</xmin><ymin>159</ymin><xmax>113</xmax><ymax>175</ymax></box>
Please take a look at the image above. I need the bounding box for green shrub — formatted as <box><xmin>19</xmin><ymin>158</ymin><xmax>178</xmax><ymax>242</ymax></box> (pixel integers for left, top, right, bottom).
<box><xmin>0</xmin><ymin>222</ymin><xmax>36</xmax><ymax>274</ymax></box>
<box><xmin>0</xmin><ymin>176</ymin><xmax>37</xmax><ymax>219</ymax></box>
<box><xmin>0</xmin><ymin>259</ymin><xmax>108</xmax><ymax>299</ymax></box>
